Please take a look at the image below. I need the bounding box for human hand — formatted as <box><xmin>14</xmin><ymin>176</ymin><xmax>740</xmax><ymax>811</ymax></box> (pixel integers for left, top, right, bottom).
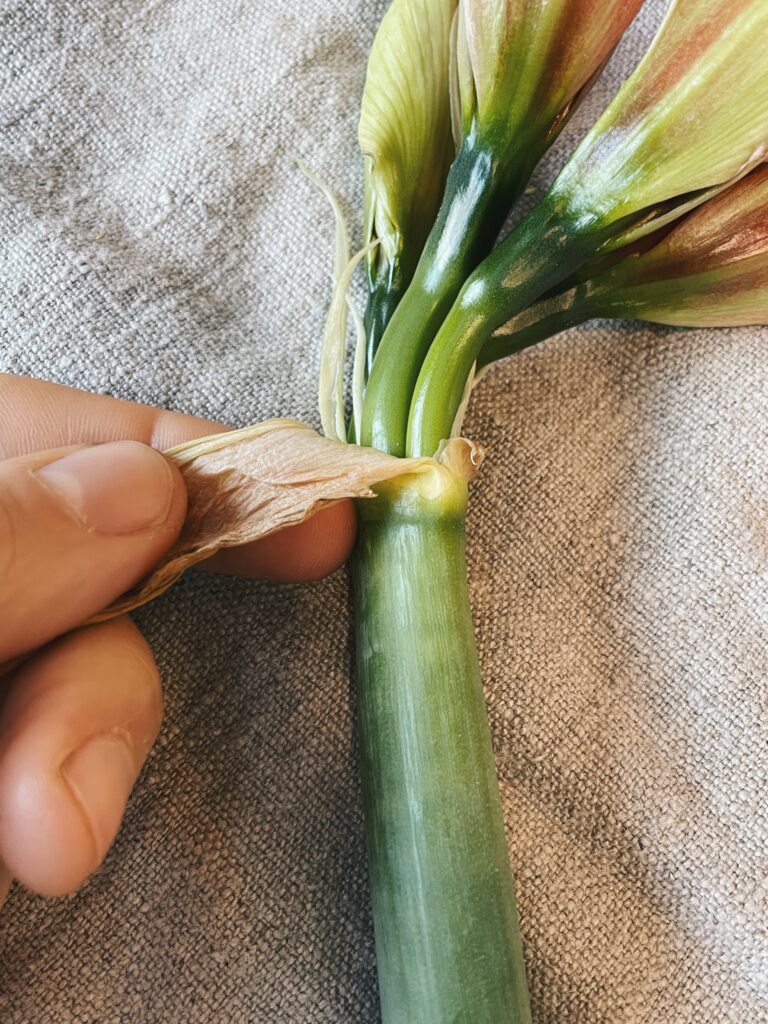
<box><xmin>0</xmin><ymin>373</ymin><xmax>355</xmax><ymax>907</ymax></box>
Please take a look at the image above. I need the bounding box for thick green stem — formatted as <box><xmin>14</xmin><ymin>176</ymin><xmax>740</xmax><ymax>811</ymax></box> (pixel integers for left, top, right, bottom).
<box><xmin>407</xmin><ymin>195</ymin><xmax>607</xmax><ymax>456</ymax></box>
<box><xmin>361</xmin><ymin>132</ymin><xmax>530</xmax><ymax>457</ymax></box>
<box><xmin>353</xmin><ymin>468</ymin><xmax>531</xmax><ymax>1024</ymax></box>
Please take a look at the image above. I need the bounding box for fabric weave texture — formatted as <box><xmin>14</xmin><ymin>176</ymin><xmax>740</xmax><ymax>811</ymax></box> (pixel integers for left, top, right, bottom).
<box><xmin>1</xmin><ymin>1</ymin><xmax>767</xmax><ymax>1021</ymax></box>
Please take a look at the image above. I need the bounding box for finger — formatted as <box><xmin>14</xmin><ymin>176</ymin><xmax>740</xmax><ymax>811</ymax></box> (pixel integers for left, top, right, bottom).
<box><xmin>0</xmin><ymin>374</ymin><xmax>356</xmax><ymax>581</ymax></box>
<box><xmin>203</xmin><ymin>502</ymin><xmax>358</xmax><ymax>582</ymax></box>
<box><xmin>0</xmin><ymin>618</ymin><xmax>163</xmax><ymax>897</ymax></box>
<box><xmin>0</xmin><ymin>860</ymin><xmax>11</xmax><ymax>907</ymax></box>
<box><xmin>0</xmin><ymin>441</ymin><xmax>186</xmax><ymax>662</ymax></box>
<box><xmin>0</xmin><ymin>372</ymin><xmax>216</xmax><ymax>457</ymax></box>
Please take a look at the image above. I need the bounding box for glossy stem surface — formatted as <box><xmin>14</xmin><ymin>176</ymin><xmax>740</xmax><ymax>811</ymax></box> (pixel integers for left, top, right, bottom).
<box><xmin>407</xmin><ymin>195</ymin><xmax>604</xmax><ymax>456</ymax></box>
<box><xmin>478</xmin><ymin>288</ymin><xmax>590</xmax><ymax>368</ymax></box>
<box><xmin>361</xmin><ymin>133</ymin><xmax>527</xmax><ymax>457</ymax></box>
<box><xmin>353</xmin><ymin>475</ymin><xmax>531</xmax><ymax>1024</ymax></box>
<box><xmin>364</xmin><ymin>274</ymin><xmax>406</xmax><ymax>379</ymax></box>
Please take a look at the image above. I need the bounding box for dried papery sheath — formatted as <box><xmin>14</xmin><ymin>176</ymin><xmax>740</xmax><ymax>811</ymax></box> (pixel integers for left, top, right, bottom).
<box><xmin>89</xmin><ymin>421</ymin><xmax>479</xmax><ymax>620</ymax></box>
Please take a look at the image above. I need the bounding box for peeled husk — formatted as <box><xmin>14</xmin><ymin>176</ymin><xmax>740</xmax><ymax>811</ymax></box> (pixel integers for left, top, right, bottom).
<box><xmin>89</xmin><ymin>419</ymin><xmax>482</xmax><ymax>622</ymax></box>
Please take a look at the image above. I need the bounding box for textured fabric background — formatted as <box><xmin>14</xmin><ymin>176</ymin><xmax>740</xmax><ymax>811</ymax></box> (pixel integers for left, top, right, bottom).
<box><xmin>1</xmin><ymin>1</ymin><xmax>767</xmax><ymax>1021</ymax></box>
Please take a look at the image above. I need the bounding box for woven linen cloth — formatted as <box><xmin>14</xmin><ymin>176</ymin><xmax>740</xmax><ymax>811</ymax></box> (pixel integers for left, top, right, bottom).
<box><xmin>1</xmin><ymin>1</ymin><xmax>767</xmax><ymax>1020</ymax></box>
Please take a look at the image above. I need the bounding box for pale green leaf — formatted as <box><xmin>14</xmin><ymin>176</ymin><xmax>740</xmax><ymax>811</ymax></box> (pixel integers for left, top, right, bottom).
<box><xmin>359</xmin><ymin>0</ymin><xmax>457</xmax><ymax>265</ymax></box>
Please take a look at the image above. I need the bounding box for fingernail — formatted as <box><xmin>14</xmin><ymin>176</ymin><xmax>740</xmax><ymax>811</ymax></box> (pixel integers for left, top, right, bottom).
<box><xmin>60</xmin><ymin>734</ymin><xmax>138</xmax><ymax>861</ymax></box>
<box><xmin>36</xmin><ymin>442</ymin><xmax>175</xmax><ymax>534</ymax></box>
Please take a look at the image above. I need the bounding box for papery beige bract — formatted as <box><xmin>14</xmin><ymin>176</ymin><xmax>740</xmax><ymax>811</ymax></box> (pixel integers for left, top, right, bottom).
<box><xmin>90</xmin><ymin>420</ymin><xmax>481</xmax><ymax>621</ymax></box>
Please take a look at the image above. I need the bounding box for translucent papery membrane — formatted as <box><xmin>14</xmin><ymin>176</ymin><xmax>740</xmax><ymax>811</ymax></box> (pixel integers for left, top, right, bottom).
<box><xmin>86</xmin><ymin>422</ymin><xmax>482</xmax><ymax>622</ymax></box>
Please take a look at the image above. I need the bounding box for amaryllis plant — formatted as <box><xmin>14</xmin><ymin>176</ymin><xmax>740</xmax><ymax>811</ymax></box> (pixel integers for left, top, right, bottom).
<box><xmin>347</xmin><ymin>2</ymin><xmax>768</xmax><ymax>1021</ymax></box>
<box><xmin>78</xmin><ymin>3</ymin><xmax>768</xmax><ymax>1022</ymax></box>
<box><xmin>361</xmin><ymin>0</ymin><xmax>645</xmax><ymax>453</ymax></box>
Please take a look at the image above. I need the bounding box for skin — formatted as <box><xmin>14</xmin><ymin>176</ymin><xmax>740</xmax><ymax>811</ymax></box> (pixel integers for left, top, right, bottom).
<box><xmin>0</xmin><ymin>373</ymin><xmax>356</xmax><ymax>906</ymax></box>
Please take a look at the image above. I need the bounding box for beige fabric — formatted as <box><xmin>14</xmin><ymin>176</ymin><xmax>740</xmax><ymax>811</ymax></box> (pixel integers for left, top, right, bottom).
<box><xmin>1</xmin><ymin>1</ymin><xmax>766</xmax><ymax>1021</ymax></box>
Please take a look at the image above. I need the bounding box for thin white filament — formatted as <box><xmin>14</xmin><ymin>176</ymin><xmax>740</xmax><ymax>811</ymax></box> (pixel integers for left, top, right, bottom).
<box><xmin>349</xmin><ymin>294</ymin><xmax>367</xmax><ymax>443</ymax></box>
<box><xmin>450</xmin><ymin>359</ymin><xmax>477</xmax><ymax>438</ymax></box>
<box><xmin>295</xmin><ymin>157</ymin><xmax>352</xmax><ymax>440</ymax></box>
<box><xmin>320</xmin><ymin>240</ymin><xmax>379</xmax><ymax>441</ymax></box>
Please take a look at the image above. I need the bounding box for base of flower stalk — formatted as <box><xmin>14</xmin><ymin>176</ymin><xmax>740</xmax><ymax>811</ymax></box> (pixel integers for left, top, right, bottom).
<box><xmin>353</xmin><ymin>463</ymin><xmax>531</xmax><ymax>1024</ymax></box>
<box><xmin>360</xmin><ymin>133</ymin><xmax>524</xmax><ymax>458</ymax></box>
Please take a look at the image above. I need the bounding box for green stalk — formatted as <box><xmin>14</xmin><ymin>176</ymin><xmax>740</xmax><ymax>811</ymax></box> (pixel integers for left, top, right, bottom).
<box><xmin>477</xmin><ymin>287</ymin><xmax>591</xmax><ymax>369</ymax></box>
<box><xmin>361</xmin><ymin>129</ymin><xmax>534</xmax><ymax>456</ymax></box>
<box><xmin>406</xmin><ymin>195</ymin><xmax>609</xmax><ymax>456</ymax></box>
<box><xmin>364</xmin><ymin>273</ymin><xmax>406</xmax><ymax>379</ymax></box>
<box><xmin>353</xmin><ymin>463</ymin><xmax>531</xmax><ymax>1024</ymax></box>
<box><xmin>363</xmin><ymin>234</ymin><xmax>423</xmax><ymax>380</ymax></box>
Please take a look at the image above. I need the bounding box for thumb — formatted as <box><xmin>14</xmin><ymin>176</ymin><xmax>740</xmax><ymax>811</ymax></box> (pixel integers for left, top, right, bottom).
<box><xmin>0</xmin><ymin>442</ymin><xmax>186</xmax><ymax>663</ymax></box>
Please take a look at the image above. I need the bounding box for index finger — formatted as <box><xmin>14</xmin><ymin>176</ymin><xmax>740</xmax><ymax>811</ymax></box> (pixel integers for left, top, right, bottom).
<box><xmin>0</xmin><ymin>373</ymin><xmax>222</xmax><ymax>457</ymax></box>
<box><xmin>0</xmin><ymin>374</ymin><xmax>356</xmax><ymax>581</ymax></box>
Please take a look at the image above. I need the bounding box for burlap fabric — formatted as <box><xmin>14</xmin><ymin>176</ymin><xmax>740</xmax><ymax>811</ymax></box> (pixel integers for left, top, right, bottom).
<box><xmin>1</xmin><ymin>1</ymin><xmax>766</xmax><ymax>1020</ymax></box>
